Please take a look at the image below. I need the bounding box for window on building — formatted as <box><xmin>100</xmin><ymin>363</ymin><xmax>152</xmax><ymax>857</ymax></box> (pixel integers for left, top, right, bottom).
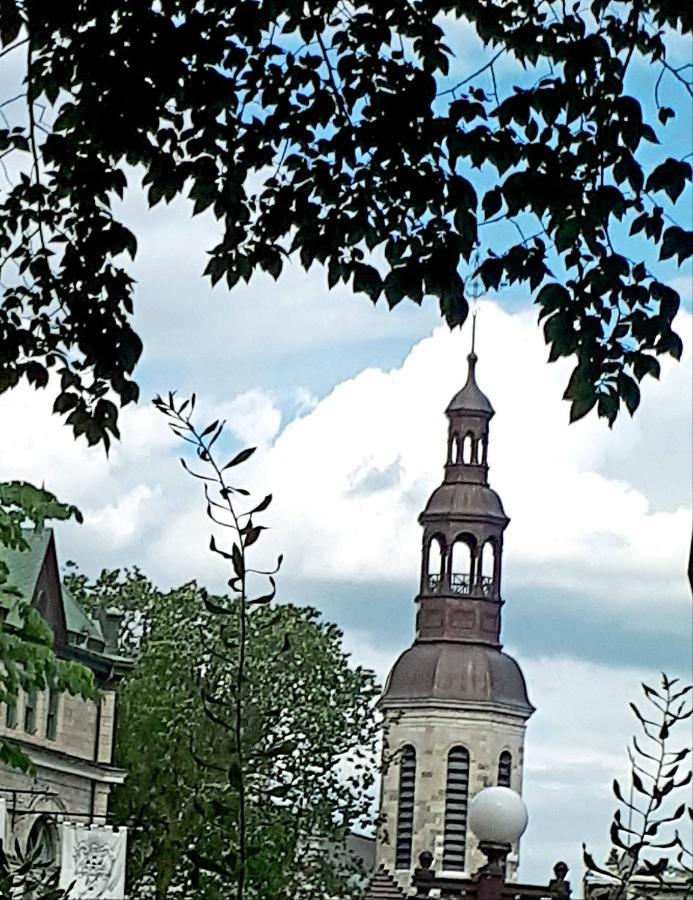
<box><xmin>46</xmin><ymin>687</ymin><xmax>60</xmax><ymax>741</ymax></box>
<box><xmin>5</xmin><ymin>698</ymin><xmax>17</xmax><ymax>729</ymax></box>
<box><xmin>395</xmin><ymin>745</ymin><xmax>416</xmax><ymax>869</ymax></box>
<box><xmin>498</xmin><ymin>750</ymin><xmax>512</xmax><ymax>787</ymax></box>
<box><xmin>443</xmin><ymin>745</ymin><xmax>470</xmax><ymax>871</ymax></box>
<box><xmin>24</xmin><ymin>689</ymin><xmax>37</xmax><ymax>734</ymax></box>
<box><xmin>26</xmin><ymin>815</ymin><xmax>58</xmax><ymax>866</ymax></box>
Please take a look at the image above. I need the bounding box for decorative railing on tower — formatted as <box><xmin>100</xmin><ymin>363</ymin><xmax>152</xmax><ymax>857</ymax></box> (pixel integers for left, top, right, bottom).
<box><xmin>425</xmin><ymin>574</ymin><xmax>494</xmax><ymax>596</ymax></box>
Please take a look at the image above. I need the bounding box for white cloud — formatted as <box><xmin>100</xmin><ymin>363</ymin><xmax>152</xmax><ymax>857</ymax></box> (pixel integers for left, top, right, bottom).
<box><xmin>214</xmin><ymin>388</ymin><xmax>283</xmax><ymax>448</ymax></box>
<box><xmin>240</xmin><ymin>303</ymin><xmax>691</xmax><ymax>632</ymax></box>
<box><xmin>83</xmin><ymin>484</ymin><xmax>157</xmax><ymax>548</ymax></box>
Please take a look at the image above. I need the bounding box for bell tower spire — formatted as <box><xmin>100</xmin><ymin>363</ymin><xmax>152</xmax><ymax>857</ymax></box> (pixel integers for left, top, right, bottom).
<box><xmin>416</xmin><ymin>342</ymin><xmax>507</xmax><ymax>646</ymax></box>
<box><xmin>374</xmin><ymin>335</ymin><xmax>533</xmax><ymax>887</ymax></box>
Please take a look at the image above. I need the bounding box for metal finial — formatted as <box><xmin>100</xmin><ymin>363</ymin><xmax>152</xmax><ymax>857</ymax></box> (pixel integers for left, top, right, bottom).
<box><xmin>471</xmin><ymin>308</ymin><xmax>478</xmax><ymax>355</ymax></box>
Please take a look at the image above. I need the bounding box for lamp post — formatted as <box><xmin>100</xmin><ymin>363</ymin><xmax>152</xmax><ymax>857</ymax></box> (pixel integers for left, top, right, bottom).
<box><xmin>468</xmin><ymin>787</ymin><xmax>529</xmax><ymax>900</ymax></box>
<box><xmin>410</xmin><ymin>787</ymin><xmax>568</xmax><ymax>900</ymax></box>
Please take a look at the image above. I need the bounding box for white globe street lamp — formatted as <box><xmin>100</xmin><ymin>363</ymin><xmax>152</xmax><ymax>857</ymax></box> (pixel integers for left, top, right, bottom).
<box><xmin>466</xmin><ymin>787</ymin><xmax>529</xmax><ymax>899</ymax></box>
<box><xmin>411</xmin><ymin>788</ymin><xmax>572</xmax><ymax>899</ymax></box>
<box><xmin>469</xmin><ymin>786</ymin><xmax>529</xmax><ymax>844</ymax></box>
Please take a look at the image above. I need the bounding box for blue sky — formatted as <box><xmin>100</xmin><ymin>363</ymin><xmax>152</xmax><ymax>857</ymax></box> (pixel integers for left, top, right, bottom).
<box><xmin>1</xmin><ymin>11</ymin><xmax>692</xmax><ymax>888</ymax></box>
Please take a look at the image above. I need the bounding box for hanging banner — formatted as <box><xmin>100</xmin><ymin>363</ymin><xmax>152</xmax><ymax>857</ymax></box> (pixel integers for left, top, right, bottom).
<box><xmin>59</xmin><ymin>824</ymin><xmax>127</xmax><ymax>899</ymax></box>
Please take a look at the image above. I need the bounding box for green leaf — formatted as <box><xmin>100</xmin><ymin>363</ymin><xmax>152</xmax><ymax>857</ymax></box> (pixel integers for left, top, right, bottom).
<box><xmin>660</xmin><ymin>226</ymin><xmax>693</xmax><ymax>264</ymax></box>
<box><xmin>353</xmin><ymin>263</ymin><xmax>382</xmax><ymax>302</ymax></box>
<box><xmin>438</xmin><ymin>281</ymin><xmax>468</xmax><ymax>329</ymax></box>
<box><xmin>569</xmin><ymin>394</ymin><xmax>597</xmax><ymax>422</ymax></box>
<box><xmin>555</xmin><ymin>218</ymin><xmax>580</xmax><ymax>252</ymax></box>
<box><xmin>646</xmin><ymin>158</ymin><xmax>692</xmax><ymax>203</ymax></box>
<box><xmin>223</xmin><ymin>448</ymin><xmax>256</xmax><ymax>469</ymax></box>
<box><xmin>632</xmin><ymin>353</ymin><xmax>660</xmax><ymax>381</ymax></box>
<box><xmin>482</xmin><ymin>187</ymin><xmax>503</xmax><ymax>220</ymax></box>
<box><xmin>536</xmin><ymin>282</ymin><xmax>570</xmax><ymax>315</ymax></box>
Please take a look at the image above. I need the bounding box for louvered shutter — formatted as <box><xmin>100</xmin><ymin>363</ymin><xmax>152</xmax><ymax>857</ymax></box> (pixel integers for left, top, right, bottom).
<box><xmin>443</xmin><ymin>746</ymin><xmax>470</xmax><ymax>871</ymax></box>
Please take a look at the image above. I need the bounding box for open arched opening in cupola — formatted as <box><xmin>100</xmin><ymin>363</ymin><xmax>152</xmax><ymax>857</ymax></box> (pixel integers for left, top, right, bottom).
<box><xmin>450</xmin><ymin>534</ymin><xmax>475</xmax><ymax>594</ymax></box>
<box><xmin>478</xmin><ymin>539</ymin><xmax>496</xmax><ymax>595</ymax></box>
<box><xmin>426</xmin><ymin>534</ymin><xmax>445</xmax><ymax>591</ymax></box>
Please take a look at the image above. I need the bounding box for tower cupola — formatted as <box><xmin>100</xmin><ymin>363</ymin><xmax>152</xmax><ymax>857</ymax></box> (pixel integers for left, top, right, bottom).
<box><xmin>416</xmin><ymin>350</ymin><xmax>508</xmax><ymax>646</ymax></box>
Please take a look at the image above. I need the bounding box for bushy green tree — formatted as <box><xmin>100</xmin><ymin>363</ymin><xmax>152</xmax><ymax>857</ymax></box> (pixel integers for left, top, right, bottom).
<box><xmin>0</xmin><ymin>1</ymin><xmax>691</xmax><ymax>442</ymax></box>
<box><xmin>67</xmin><ymin>570</ymin><xmax>376</xmax><ymax>900</ymax></box>
<box><xmin>66</xmin><ymin>567</ymin><xmax>380</xmax><ymax>900</ymax></box>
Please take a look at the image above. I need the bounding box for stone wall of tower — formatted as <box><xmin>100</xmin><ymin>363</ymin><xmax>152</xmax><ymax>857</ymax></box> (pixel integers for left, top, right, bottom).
<box><xmin>377</xmin><ymin>706</ymin><xmax>528</xmax><ymax>890</ymax></box>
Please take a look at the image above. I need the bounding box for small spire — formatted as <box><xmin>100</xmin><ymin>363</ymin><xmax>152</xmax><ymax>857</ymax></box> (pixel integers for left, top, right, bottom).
<box><xmin>467</xmin><ymin>246</ymin><xmax>481</xmax><ymax>375</ymax></box>
<box><xmin>465</xmin><ymin>308</ymin><xmax>479</xmax><ymax>387</ymax></box>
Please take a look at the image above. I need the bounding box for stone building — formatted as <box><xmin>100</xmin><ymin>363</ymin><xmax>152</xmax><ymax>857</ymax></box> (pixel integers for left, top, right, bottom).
<box><xmin>371</xmin><ymin>348</ymin><xmax>534</xmax><ymax>891</ymax></box>
<box><xmin>0</xmin><ymin>526</ymin><xmax>129</xmax><ymax>866</ymax></box>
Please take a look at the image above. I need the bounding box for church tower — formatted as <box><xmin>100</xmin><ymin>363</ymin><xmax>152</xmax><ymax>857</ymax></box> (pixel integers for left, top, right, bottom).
<box><xmin>376</xmin><ymin>344</ymin><xmax>534</xmax><ymax>885</ymax></box>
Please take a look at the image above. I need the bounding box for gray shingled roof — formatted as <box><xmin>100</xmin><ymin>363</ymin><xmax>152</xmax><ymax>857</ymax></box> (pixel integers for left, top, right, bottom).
<box><xmin>362</xmin><ymin>866</ymin><xmax>405</xmax><ymax>899</ymax></box>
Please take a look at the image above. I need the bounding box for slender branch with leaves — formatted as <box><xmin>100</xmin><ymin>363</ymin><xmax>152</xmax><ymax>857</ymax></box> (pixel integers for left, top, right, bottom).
<box><xmin>584</xmin><ymin>674</ymin><xmax>693</xmax><ymax>900</ymax></box>
<box><xmin>154</xmin><ymin>391</ymin><xmax>269</xmax><ymax>900</ymax></box>
<box><xmin>153</xmin><ymin>392</ymin><xmax>378</xmax><ymax>899</ymax></box>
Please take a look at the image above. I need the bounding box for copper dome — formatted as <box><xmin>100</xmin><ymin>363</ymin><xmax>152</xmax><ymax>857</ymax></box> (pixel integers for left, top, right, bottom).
<box><xmin>423</xmin><ymin>482</ymin><xmax>508</xmax><ymax>522</ymax></box>
<box><xmin>381</xmin><ymin>642</ymin><xmax>534</xmax><ymax>715</ymax></box>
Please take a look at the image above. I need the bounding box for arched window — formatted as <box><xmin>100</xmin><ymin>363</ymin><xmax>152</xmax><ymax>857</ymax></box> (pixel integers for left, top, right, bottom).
<box><xmin>450</xmin><ymin>432</ymin><xmax>459</xmax><ymax>464</ymax></box>
<box><xmin>395</xmin><ymin>745</ymin><xmax>417</xmax><ymax>869</ymax></box>
<box><xmin>498</xmin><ymin>750</ymin><xmax>512</xmax><ymax>787</ymax></box>
<box><xmin>443</xmin><ymin>746</ymin><xmax>470</xmax><ymax>871</ymax></box>
<box><xmin>451</xmin><ymin>535</ymin><xmax>475</xmax><ymax>594</ymax></box>
<box><xmin>26</xmin><ymin>815</ymin><xmax>58</xmax><ymax>866</ymax></box>
<box><xmin>426</xmin><ymin>536</ymin><xmax>445</xmax><ymax>591</ymax></box>
<box><xmin>462</xmin><ymin>433</ymin><xmax>474</xmax><ymax>464</ymax></box>
<box><xmin>479</xmin><ymin>435</ymin><xmax>488</xmax><ymax>465</ymax></box>
<box><xmin>478</xmin><ymin>540</ymin><xmax>496</xmax><ymax>594</ymax></box>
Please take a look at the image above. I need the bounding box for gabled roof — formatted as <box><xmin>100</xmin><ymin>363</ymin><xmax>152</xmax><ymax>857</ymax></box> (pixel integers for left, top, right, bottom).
<box><xmin>0</xmin><ymin>526</ymin><xmax>51</xmax><ymax>598</ymax></box>
<box><xmin>362</xmin><ymin>866</ymin><xmax>405</xmax><ymax>899</ymax></box>
<box><xmin>0</xmin><ymin>527</ymin><xmax>55</xmax><ymax>629</ymax></box>
<box><xmin>0</xmin><ymin>527</ymin><xmax>130</xmax><ymax>682</ymax></box>
<box><xmin>63</xmin><ymin>586</ymin><xmax>104</xmax><ymax>644</ymax></box>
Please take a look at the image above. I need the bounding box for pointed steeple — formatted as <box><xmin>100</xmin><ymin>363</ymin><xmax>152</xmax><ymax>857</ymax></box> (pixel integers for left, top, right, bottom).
<box><xmin>414</xmin><ymin>342</ymin><xmax>508</xmax><ymax>645</ymax></box>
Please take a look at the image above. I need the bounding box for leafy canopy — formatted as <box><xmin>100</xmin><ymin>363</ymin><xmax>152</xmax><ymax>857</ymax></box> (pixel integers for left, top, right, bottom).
<box><xmin>65</xmin><ymin>567</ymin><xmax>380</xmax><ymax>900</ymax></box>
<box><xmin>0</xmin><ymin>0</ymin><xmax>691</xmax><ymax>439</ymax></box>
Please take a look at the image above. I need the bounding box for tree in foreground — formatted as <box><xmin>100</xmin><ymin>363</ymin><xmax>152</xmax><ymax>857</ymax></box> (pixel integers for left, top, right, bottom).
<box><xmin>0</xmin><ymin>837</ymin><xmax>68</xmax><ymax>900</ymax></box>
<box><xmin>66</xmin><ymin>395</ymin><xmax>380</xmax><ymax>900</ymax></box>
<box><xmin>0</xmin><ymin>1</ymin><xmax>691</xmax><ymax>445</ymax></box>
<box><xmin>584</xmin><ymin>674</ymin><xmax>692</xmax><ymax>899</ymax></box>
